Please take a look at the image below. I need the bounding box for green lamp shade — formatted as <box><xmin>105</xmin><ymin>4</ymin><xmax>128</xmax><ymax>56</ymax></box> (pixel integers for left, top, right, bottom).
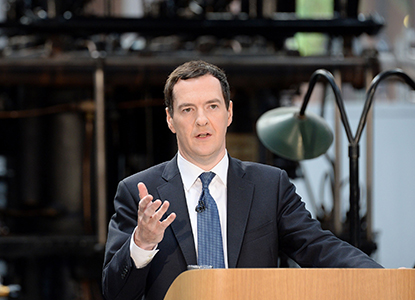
<box><xmin>256</xmin><ymin>107</ymin><xmax>334</xmax><ymax>161</ymax></box>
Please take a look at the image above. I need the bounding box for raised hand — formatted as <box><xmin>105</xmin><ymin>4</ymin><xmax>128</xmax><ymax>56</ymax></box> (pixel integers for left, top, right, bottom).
<box><xmin>134</xmin><ymin>182</ymin><xmax>176</xmax><ymax>250</ymax></box>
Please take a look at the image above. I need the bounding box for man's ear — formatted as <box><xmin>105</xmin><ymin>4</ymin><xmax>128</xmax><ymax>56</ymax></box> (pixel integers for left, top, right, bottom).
<box><xmin>166</xmin><ymin>107</ymin><xmax>176</xmax><ymax>133</ymax></box>
<box><xmin>227</xmin><ymin>100</ymin><xmax>233</xmax><ymax>127</ymax></box>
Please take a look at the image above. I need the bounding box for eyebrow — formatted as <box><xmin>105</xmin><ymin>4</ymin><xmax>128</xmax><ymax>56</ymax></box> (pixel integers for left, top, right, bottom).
<box><xmin>206</xmin><ymin>99</ymin><xmax>221</xmax><ymax>105</ymax></box>
<box><xmin>177</xmin><ymin>103</ymin><xmax>195</xmax><ymax>110</ymax></box>
<box><xmin>177</xmin><ymin>99</ymin><xmax>222</xmax><ymax>110</ymax></box>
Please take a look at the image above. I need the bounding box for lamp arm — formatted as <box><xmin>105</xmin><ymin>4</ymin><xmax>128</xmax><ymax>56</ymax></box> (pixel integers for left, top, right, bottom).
<box><xmin>300</xmin><ymin>69</ymin><xmax>354</xmax><ymax>143</ymax></box>
<box><xmin>355</xmin><ymin>69</ymin><xmax>415</xmax><ymax>143</ymax></box>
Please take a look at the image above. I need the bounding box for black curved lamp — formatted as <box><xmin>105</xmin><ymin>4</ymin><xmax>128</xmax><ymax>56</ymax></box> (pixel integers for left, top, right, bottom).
<box><xmin>256</xmin><ymin>68</ymin><xmax>415</xmax><ymax>247</ymax></box>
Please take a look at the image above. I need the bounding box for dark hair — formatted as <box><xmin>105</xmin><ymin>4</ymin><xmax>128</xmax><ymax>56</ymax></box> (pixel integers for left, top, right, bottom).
<box><xmin>164</xmin><ymin>60</ymin><xmax>230</xmax><ymax>116</ymax></box>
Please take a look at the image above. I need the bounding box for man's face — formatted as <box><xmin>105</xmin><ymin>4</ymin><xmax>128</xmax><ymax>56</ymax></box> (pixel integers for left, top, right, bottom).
<box><xmin>166</xmin><ymin>74</ymin><xmax>233</xmax><ymax>169</ymax></box>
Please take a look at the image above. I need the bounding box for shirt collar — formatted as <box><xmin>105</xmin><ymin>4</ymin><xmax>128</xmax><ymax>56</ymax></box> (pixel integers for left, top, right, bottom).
<box><xmin>177</xmin><ymin>151</ymin><xmax>229</xmax><ymax>191</ymax></box>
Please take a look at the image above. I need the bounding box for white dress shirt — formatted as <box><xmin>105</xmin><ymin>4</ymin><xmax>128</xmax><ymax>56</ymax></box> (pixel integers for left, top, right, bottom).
<box><xmin>130</xmin><ymin>151</ymin><xmax>229</xmax><ymax>268</ymax></box>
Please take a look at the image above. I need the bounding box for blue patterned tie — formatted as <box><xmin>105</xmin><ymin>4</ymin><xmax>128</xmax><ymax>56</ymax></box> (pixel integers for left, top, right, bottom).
<box><xmin>197</xmin><ymin>172</ymin><xmax>225</xmax><ymax>268</ymax></box>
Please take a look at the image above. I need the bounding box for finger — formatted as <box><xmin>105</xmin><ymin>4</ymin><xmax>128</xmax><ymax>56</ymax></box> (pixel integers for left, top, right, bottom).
<box><xmin>142</xmin><ymin>199</ymin><xmax>163</xmax><ymax>220</ymax></box>
<box><xmin>153</xmin><ymin>201</ymin><xmax>176</xmax><ymax>229</ymax></box>
<box><xmin>137</xmin><ymin>182</ymin><xmax>155</xmax><ymax>213</ymax></box>
<box><xmin>137</xmin><ymin>182</ymin><xmax>149</xmax><ymax>200</ymax></box>
<box><xmin>138</xmin><ymin>194</ymin><xmax>154</xmax><ymax>215</ymax></box>
<box><xmin>152</xmin><ymin>200</ymin><xmax>171</xmax><ymax>221</ymax></box>
<box><xmin>160</xmin><ymin>212</ymin><xmax>176</xmax><ymax>229</ymax></box>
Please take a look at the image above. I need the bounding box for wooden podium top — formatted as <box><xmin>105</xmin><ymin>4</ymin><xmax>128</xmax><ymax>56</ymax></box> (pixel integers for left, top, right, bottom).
<box><xmin>164</xmin><ymin>268</ymin><xmax>415</xmax><ymax>300</ymax></box>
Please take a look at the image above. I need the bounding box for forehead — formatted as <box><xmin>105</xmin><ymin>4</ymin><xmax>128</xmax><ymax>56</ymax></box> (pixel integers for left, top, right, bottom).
<box><xmin>172</xmin><ymin>75</ymin><xmax>224</xmax><ymax>106</ymax></box>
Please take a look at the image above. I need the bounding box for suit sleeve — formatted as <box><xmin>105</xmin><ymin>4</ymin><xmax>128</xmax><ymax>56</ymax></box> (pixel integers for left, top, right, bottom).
<box><xmin>102</xmin><ymin>180</ymin><xmax>151</xmax><ymax>300</ymax></box>
<box><xmin>276</xmin><ymin>171</ymin><xmax>383</xmax><ymax>268</ymax></box>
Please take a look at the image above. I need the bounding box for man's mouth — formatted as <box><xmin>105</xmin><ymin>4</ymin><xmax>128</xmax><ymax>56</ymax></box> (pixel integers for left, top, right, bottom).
<box><xmin>197</xmin><ymin>133</ymin><xmax>210</xmax><ymax>138</ymax></box>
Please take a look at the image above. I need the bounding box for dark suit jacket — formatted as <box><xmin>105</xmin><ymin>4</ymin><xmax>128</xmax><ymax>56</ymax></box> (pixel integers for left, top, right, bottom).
<box><xmin>102</xmin><ymin>155</ymin><xmax>382</xmax><ymax>300</ymax></box>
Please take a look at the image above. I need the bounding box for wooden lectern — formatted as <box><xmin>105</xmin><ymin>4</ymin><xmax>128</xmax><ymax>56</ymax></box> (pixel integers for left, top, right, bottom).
<box><xmin>164</xmin><ymin>268</ymin><xmax>415</xmax><ymax>300</ymax></box>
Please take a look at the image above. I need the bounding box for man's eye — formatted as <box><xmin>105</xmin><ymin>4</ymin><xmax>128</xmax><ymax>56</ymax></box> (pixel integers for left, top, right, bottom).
<box><xmin>210</xmin><ymin>104</ymin><xmax>218</xmax><ymax>109</ymax></box>
<box><xmin>182</xmin><ymin>108</ymin><xmax>192</xmax><ymax>113</ymax></box>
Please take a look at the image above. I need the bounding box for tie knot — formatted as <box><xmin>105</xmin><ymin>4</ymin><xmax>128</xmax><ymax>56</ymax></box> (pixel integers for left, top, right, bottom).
<box><xmin>199</xmin><ymin>172</ymin><xmax>215</xmax><ymax>189</ymax></box>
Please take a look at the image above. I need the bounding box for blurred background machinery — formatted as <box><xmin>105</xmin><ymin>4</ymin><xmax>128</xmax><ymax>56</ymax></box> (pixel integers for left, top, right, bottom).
<box><xmin>0</xmin><ymin>0</ymin><xmax>413</xmax><ymax>299</ymax></box>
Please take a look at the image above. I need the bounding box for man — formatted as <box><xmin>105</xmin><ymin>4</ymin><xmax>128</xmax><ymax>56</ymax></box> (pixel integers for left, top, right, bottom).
<box><xmin>102</xmin><ymin>60</ymin><xmax>382</xmax><ymax>300</ymax></box>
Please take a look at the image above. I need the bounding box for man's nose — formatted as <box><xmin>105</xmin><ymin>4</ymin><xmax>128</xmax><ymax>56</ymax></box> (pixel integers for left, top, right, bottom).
<box><xmin>196</xmin><ymin>111</ymin><xmax>208</xmax><ymax>126</ymax></box>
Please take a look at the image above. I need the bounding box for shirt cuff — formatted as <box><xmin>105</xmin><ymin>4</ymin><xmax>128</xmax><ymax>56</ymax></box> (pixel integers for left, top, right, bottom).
<box><xmin>130</xmin><ymin>227</ymin><xmax>159</xmax><ymax>268</ymax></box>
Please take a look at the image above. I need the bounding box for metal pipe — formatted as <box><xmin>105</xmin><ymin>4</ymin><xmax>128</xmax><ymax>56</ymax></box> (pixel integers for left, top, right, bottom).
<box><xmin>333</xmin><ymin>70</ymin><xmax>342</xmax><ymax>236</ymax></box>
<box><xmin>82</xmin><ymin>113</ymin><xmax>94</xmax><ymax>234</ymax></box>
<box><xmin>365</xmin><ymin>68</ymin><xmax>374</xmax><ymax>242</ymax></box>
<box><xmin>349</xmin><ymin>144</ymin><xmax>360</xmax><ymax>247</ymax></box>
<box><xmin>299</xmin><ymin>69</ymin><xmax>353</xmax><ymax>143</ymax></box>
<box><xmin>47</xmin><ymin>0</ymin><xmax>56</xmax><ymax>19</ymax></box>
<box><xmin>94</xmin><ymin>60</ymin><xmax>107</xmax><ymax>244</ymax></box>
<box><xmin>356</xmin><ymin>69</ymin><xmax>415</xmax><ymax>143</ymax></box>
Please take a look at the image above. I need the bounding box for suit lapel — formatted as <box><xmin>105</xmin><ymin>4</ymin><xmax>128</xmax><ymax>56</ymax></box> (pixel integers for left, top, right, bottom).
<box><xmin>157</xmin><ymin>156</ymin><xmax>197</xmax><ymax>266</ymax></box>
<box><xmin>227</xmin><ymin>157</ymin><xmax>254</xmax><ymax>268</ymax></box>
